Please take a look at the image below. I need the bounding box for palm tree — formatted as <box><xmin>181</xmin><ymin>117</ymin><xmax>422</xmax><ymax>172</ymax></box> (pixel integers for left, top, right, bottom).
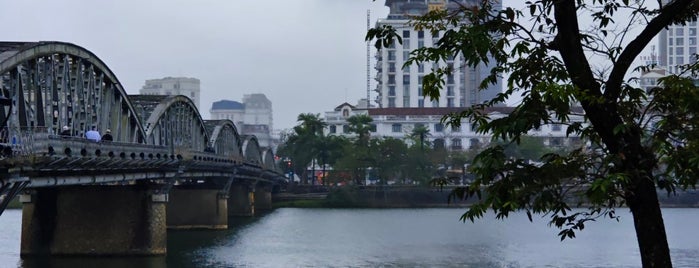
<box><xmin>346</xmin><ymin>114</ymin><xmax>373</xmax><ymax>146</ymax></box>
<box><xmin>279</xmin><ymin>113</ymin><xmax>328</xmax><ymax>185</ymax></box>
<box><xmin>409</xmin><ymin>125</ymin><xmax>430</xmax><ymax>150</ymax></box>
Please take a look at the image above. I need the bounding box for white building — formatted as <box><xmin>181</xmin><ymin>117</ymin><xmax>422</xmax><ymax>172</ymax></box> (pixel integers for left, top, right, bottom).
<box><xmin>373</xmin><ymin>0</ymin><xmax>502</xmax><ymax>109</ymax></box>
<box><xmin>658</xmin><ymin>1</ymin><xmax>698</xmax><ymax>75</ymax></box>
<box><xmin>210</xmin><ymin>94</ymin><xmax>275</xmax><ymax>148</ymax></box>
<box><xmin>140</xmin><ymin>77</ymin><xmax>201</xmax><ymax>110</ymax></box>
<box><xmin>324</xmin><ymin>100</ymin><xmax>582</xmax><ymax>150</ymax></box>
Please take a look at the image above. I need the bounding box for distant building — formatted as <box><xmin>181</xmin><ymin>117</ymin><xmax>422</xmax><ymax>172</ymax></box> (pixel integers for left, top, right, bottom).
<box><xmin>140</xmin><ymin>77</ymin><xmax>201</xmax><ymax>110</ymax></box>
<box><xmin>210</xmin><ymin>94</ymin><xmax>275</xmax><ymax>148</ymax></box>
<box><xmin>324</xmin><ymin>99</ymin><xmax>583</xmax><ymax>150</ymax></box>
<box><xmin>658</xmin><ymin>0</ymin><xmax>698</xmax><ymax>75</ymax></box>
<box><xmin>373</xmin><ymin>0</ymin><xmax>502</xmax><ymax>109</ymax></box>
<box><xmin>210</xmin><ymin>99</ymin><xmax>245</xmax><ymax>124</ymax></box>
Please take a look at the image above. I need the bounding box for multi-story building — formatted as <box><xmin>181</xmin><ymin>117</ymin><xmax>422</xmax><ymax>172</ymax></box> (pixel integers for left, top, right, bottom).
<box><xmin>140</xmin><ymin>77</ymin><xmax>201</xmax><ymax>110</ymax></box>
<box><xmin>210</xmin><ymin>94</ymin><xmax>275</xmax><ymax>148</ymax></box>
<box><xmin>373</xmin><ymin>0</ymin><xmax>502</xmax><ymax>109</ymax></box>
<box><xmin>658</xmin><ymin>0</ymin><xmax>699</xmax><ymax>75</ymax></box>
<box><xmin>325</xmin><ymin>99</ymin><xmax>582</xmax><ymax>150</ymax></box>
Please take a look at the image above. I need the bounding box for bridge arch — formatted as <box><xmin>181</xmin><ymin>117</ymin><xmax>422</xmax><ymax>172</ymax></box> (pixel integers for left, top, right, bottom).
<box><xmin>0</xmin><ymin>41</ymin><xmax>145</xmax><ymax>142</ymax></box>
<box><xmin>241</xmin><ymin>135</ymin><xmax>262</xmax><ymax>165</ymax></box>
<box><xmin>261</xmin><ymin>148</ymin><xmax>276</xmax><ymax>171</ymax></box>
<box><xmin>131</xmin><ymin>95</ymin><xmax>208</xmax><ymax>151</ymax></box>
<box><xmin>204</xmin><ymin>119</ymin><xmax>242</xmax><ymax>158</ymax></box>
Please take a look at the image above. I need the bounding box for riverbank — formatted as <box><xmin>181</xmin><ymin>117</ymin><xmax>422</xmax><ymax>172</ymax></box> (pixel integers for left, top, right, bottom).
<box><xmin>274</xmin><ymin>186</ymin><xmax>699</xmax><ymax>209</ymax></box>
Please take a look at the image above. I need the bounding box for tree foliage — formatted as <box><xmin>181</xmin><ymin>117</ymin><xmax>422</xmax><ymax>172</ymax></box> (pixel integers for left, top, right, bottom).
<box><xmin>367</xmin><ymin>0</ymin><xmax>699</xmax><ymax>266</ymax></box>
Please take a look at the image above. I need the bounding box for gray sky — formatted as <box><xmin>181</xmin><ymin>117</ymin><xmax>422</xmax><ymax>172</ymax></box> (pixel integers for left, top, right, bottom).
<box><xmin>0</xmin><ymin>0</ymin><xmax>654</xmax><ymax>130</ymax></box>
<box><xmin>0</xmin><ymin>0</ymin><xmax>390</xmax><ymax>130</ymax></box>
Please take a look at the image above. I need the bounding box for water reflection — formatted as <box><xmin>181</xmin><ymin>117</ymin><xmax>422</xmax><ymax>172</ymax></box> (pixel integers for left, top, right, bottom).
<box><xmin>3</xmin><ymin>208</ymin><xmax>699</xmax><ymax>267</ymax></box>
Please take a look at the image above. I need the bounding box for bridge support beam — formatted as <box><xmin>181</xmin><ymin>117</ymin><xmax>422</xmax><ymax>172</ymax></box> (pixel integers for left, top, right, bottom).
<box><xmin>20</xmin><ymin>184</ymin><xmax>168</xmax><ymax>256</ymax></box>
<box><xmin>167</xmin><ymin>188</ymin><xmax>228</xmax><ymax>230</ymax></box>
<box><xmin>254</xmin><ymin>184</ymin><xmax>272</xmax><ymax>211</ymax></box>
<box><xmin>228</xmin><ymin>182</ymin><xmax>255</xmax><ymax>217</ymax></box>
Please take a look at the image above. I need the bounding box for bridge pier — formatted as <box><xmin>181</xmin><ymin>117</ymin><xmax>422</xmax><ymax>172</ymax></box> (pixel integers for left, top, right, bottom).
<box><xmin>254</xmin><ymin>183</ymin><xmax>272</xmax><ymax>211</ymax></box>
<box><xmin>20</xmin><ymin>184</ymin><xmax>168</xmax><ymax>256</ymax></box>
<box><xmin>228</xmin><ymin>182</ymin><xmax>255</xmax><ymax>217</ymax></box>
<box><xmin>166</xmin><ymin>180</ymin><xmax>230</xmax><ymax>230</ymax></box>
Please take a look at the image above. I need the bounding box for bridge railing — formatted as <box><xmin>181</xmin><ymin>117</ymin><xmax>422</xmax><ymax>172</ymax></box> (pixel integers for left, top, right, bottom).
<box><xmin>0</xmin><ymin>126</ymin><xmax>49</xmax><ymax>156</ymax></box>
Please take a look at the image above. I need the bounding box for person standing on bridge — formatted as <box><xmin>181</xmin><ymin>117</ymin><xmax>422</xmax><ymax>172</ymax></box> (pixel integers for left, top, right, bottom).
<box><xmin>102</xmin><ymin>129</ymin><xmax>113</xmax><ymax>141</ymax></box>
<box><xmin>85</xmin><ymin>126</ymin><xmax>101</xmax><ymax>142</ymax></box>
<box><xmin>60</xmin><ymin>126</ymin><xmax>71</xmax><ymax>136</ymax></box>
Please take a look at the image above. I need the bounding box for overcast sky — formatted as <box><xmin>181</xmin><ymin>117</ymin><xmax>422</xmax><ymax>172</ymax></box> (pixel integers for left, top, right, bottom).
<box><xmin>0</xmin><ymin>0</ymin><xmax>396</xmax><ymax>130</ymax></box>
<box><xmin>0</xmin><ymin>1</ymin><xmax>654</xmax><ymax>130</ymax></box>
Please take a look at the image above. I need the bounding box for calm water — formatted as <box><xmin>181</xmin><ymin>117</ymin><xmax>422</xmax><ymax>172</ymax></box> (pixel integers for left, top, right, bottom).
<box><xmin>1</xmin><ymin>208</ymin><xmax>698</xmax><ymax>267</ymax></box>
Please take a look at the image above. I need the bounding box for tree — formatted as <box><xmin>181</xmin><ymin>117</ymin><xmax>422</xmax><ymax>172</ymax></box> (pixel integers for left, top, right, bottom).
<box><xmin>278</xmin><ymin>113</ymin><xmax>327</xmax><ymax>184</ymax></box>
<box><xmin>367</xmin><ymin>1</ymin><xmax>699</xmax><ymax>266</ymax></box>
<box><xmin>408</xmin><ymin>124</ymin><xmax>431</xmax><ymax>150</ymax></box>
<box><xmin>347</xmin><ymin>114</ymin><xmax>374</xmax><ymax>146</ymax></box>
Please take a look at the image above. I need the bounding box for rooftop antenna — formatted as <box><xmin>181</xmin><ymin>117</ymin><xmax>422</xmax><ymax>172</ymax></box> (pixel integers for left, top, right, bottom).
<box><xmin>366</xmin><ymin>9</ymin><xmax>371</xmax><ymax>109</ymax></box>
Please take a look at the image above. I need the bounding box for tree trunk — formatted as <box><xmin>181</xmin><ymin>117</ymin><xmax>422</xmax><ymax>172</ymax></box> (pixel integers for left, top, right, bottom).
<box><xmin>626</xmin><ymin>169</ymin><xmax>672</xmax><ymax>267</ymax></box>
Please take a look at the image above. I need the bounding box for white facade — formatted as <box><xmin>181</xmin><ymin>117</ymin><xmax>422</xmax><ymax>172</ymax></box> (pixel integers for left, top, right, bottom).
<box><xmin>140</xmin><ymin>77</ymin><xmax>201</xmax><ymax>110</ymax></box>
<box><xmin>325</xmin><ymin>100</ymin><xmax>583</xmax><ymax>150</ymax></box>
<box><xmin>658</xmin><ymin>2</ymin><xmax>698</xmax><ymax>75</ymax></box>
<box><xmin>373</xmin><ymin>0</ymin><xmax>502</xmax><ymax>109</ymax></box>
<box><xmin>209</xmin><ymin>94</ymin><xmax>275</xmax><ymax>148</ymax></box>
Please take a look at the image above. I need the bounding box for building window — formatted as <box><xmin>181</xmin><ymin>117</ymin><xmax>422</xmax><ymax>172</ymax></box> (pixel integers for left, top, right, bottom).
<box><xmin>388</xmin><ymin>98</ymin><xmax>396</xmax><ymax>108</ymax></box>
<box><xmin>469</xmin><ymin>138</ymin><xmax>481</xmax><ymax>149</ymax></box>
<box><xmin>343</xmin><ymin>125</ymin><xmax>350</xmax><ymax>134</ymax></box>
<box><xmin>388</xmin><ymin>86</ymin><xmax>396</xmax><ymax>96</ymax></box>
<box><xmin>403</xmin><ymin>50</ymin><xmax>410</xmax><ymax>60</ymax></box>
<box><xmin>392</xmin><ymin>124</ymin><xmax>402</xmax><ymax>132</ymax></box>
<box><xmin>451</xmin><ymin>138</ymin><xmax>462</xmax><ymax>150</ymax></box>
<box><xmin>677</xmin><ymin>38</ymin><xmax>684</xmax><ymax>46</ymax></box>
<box><xmin>432</xmin><ymin>100</ymin><xmax>439</xmax><ymax>107</ymax></box>
<box><xmin>447</xmin><ymin>98</ymin><xmax>455</xmax><ymax>107</ymax></box>
<box><xmin>418</xmin><ymin>86</ymin><xmax>423</xmax><ymax>96</ymax></box>
<box><xmin>403</xmin><ymin>96</ymin><xmax>410</xmax><ymax>107</ymax></box>
<box><xmin>388</xmin><ymin>75</ymin><xmax>396</xmax><ymax>84</ymax></box>
<box><xmin>403</xmin><ymin>64</ymin><xmax>410</xmax><ymax>72</ymax></box>
<box><xmin>403</xmin><ymin>39</ymin><xmax>410</xmax><ymax>49</ymax></box>
<box><xmin>551</xmin><ymin>124</ymin><xmax>562</xmax><ymax>132</ymax></box>
<box><xmin>403</xmin><ymin>30</ymin><xmax>410</xmax><ymax>38</ymax></box>
<box><xmin>418</xmin><ymin>99</ymin><xmax>425</xmax><ymax>107</ymax></box>
<box><xmin>418</xmin><ymin>75</ymin><xmax>424</xmax><ymax>85</ymax></box>
<box><xmin>370</xmin><ymin>124</ymin><xmax>377</xmax><ymax>132</ymax></box>
<box><xmin>418</xmin><ymin>40</ymin><xmax>425</xmax><ymax>48</ymax></box>
<box><xmin>418</xmin><ymin>63</ymin><xmax>425</xmax><ymax>73</ymax></box>
<box><xmin>403</xmin><ymin>75</ymin><xmax>410</xmax><ymax>85</ymax></box>
<box><xmin>677</xmin><ymin>47</ymin><xmax>684</xmax><ymax>55</ymax></box>
<box><xmin>388</xmin><ymin>62</ymin><xmax>396</xmax><ymax>72</ymax></box>
<box><xmin>676</xmin><ymin>28</ymin><xmax>684</xmax><ymax>35</ymax></box>
<box><xmin>447</xmin><ymin>86</ymin><xmax>454</xmax><ymax>96</ymax></box>
<box><xmin>452</xmin><ymin>125</ymin><xmax>461</xmax><ymax>132</ymax></box>
<box><xmin>329</xmin><ymin>125</ymin><xmax>336</xmax><ymax>133</ymax></box>
<box><xmin>388</xmin><ymin>50</ymin><xmax>396</xmax><ymax>61</ymax></box>
<box><xmin>418</xmin><ymin>30</ymin><xmax>424</xmax><ymax>39</ymax></box>
<box><xmin>403</xmin><ymin>85</ymin><xmax>410</xmax><ymax>96</ymax></box>
<box><xmin>435</xmin><ymin>123</ymin><xmax>444</xmax><ymax>132</ymax></box>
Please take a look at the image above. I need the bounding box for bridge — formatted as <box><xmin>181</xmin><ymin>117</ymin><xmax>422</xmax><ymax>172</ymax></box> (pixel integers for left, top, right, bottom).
<box><xmin>0</xmin><ymin>41</ymin><xmax>288</xmax><ymax>256</ymax></box>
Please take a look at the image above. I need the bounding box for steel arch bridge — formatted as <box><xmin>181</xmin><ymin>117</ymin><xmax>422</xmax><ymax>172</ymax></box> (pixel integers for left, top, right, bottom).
<box><xmin>0</xmin><ymin>41</ymin><xmax>285</xmax><ymax>214</ymax></box>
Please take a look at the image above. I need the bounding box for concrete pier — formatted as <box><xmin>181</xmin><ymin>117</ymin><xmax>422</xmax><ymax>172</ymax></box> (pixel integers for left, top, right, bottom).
<box><xmin>254</xmin><ymin>184</ymin><xmax>272</xmax><ymax>211</ymax></box>
<box><xmin>167</xmin><ymin>188</ymin><xmax>228</xmax><ymax>229</ymax></box>
<box><xmin>20</xmin><ymin>185</ymin><xmax>168</xmax><ymax>256</ymax></box>
<box><xmin>228</xmin><ymin>183</ymin><xmax>254</xmax><ymax>217</ymax></box>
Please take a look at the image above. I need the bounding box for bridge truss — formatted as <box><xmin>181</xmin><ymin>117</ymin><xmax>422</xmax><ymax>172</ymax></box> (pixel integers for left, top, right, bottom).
<box><xmin>0</xmin><ymin>42</ymin><xmax>285</xmax><ymax>214</ymax></box>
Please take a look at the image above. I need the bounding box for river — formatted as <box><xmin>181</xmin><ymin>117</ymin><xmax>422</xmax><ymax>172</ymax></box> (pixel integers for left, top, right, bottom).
<box><xmin>0</xmin><ymin>208</ymin><xmax>698</xmax><ymax>267</ymax></box>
